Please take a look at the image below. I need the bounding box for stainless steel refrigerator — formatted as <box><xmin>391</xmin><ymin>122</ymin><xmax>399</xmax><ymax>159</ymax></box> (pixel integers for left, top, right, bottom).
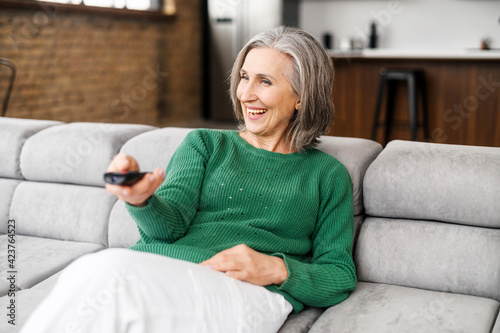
<box><xmin>204</xmin><ymin>0</ymin><xmax>299</xmax><ymax>122</ymax></box>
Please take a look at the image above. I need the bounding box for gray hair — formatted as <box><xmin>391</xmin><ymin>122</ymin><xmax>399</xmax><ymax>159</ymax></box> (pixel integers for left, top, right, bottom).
<box><xmin>229</xmin><ymin>26</ymin><xmax>335</xmax><ymax>151</ymax></box>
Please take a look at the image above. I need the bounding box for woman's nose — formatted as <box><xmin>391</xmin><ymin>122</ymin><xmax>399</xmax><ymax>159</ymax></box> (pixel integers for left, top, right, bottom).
<box><xmin>239</xmin><ymin>82</ymin><xmax>257</xmax><ymax>102</ymax></box>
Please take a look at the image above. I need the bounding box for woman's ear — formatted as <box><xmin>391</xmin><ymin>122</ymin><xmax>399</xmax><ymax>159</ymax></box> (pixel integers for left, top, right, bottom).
<box><xmin>295</xmin><ymin>100</ymin><xmax>301</xmax><ymax>110</ymax></box>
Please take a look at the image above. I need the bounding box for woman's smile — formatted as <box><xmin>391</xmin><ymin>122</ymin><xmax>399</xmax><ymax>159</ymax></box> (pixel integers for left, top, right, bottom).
<box><xmin>246</xmin><ymin>106</ymin><xmax>267</xmax><ymax>119</ymax></box>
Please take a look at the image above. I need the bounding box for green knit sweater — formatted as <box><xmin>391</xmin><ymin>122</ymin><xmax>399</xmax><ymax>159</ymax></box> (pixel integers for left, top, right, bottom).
<box><xmin>127</xmin><ymin>129</ymin><xmax>356</xmax><ymax>313</ymax></box>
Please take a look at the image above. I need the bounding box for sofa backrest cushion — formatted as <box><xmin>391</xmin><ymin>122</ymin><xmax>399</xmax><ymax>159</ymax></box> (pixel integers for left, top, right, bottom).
<box><xmin>20</xmin><ymin>122</ymin><xmax>156</xmax><ymax>187</ymax></box>
<box><xmin>108</xmin><ymin>200</ymin><xmax>140</xmax><ymax>248</ymax></box>
<box><xmin>359</xmin><ymin>140</ymin><xmax>500</xmax><ymax>301</ymax></box>
<box><xmin>317</xmin><ymin>136</ymin><xmax>382</xmax><ymax>216</ymax></box>
<box><xmin>355</xmin><ymin>217</ymin><xmax>500</xmax><ymax>302</ymax></box>
<box><xmin>10</xmin><ymin>181</ymin><xmax>116</xmax><ymax>246</ymax></box>
<box><xmin>119</xmin><ymin>127</ymin><xmax>194</xmax><ymax>172</ymax></box>
<box><xmin>364</xmin><ymin>140</ymin><xmax>500</xmax><ymax>228</ymax></box>
<box><xmin>0</xmin><ymin>179</ymin><xmax>21</xmax><ymax>234</ymax></box>
<box><xmin>108</xmin><ymin>127</ymin><xmax>194</xmax><ymax>247</ymax></box>
<box><xmin>0</xmin><ymin>117</ymin><xmax>62</xmax><ymax>179</ymax></box>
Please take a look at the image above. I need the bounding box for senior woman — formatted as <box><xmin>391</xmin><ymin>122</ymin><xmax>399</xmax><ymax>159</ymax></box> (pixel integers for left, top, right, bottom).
<box><xmin>21</xmin><ymin>26</ymin><xmax>356</xmax><ymax>333</ymax></box>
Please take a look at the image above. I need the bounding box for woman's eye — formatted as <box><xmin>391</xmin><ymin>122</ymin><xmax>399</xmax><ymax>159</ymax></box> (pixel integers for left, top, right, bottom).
<box><xmin>240</xmin><ymin>74</ymin><xmax>249</xmax><ymax>80</ymax></box>
<box><xmin>262</xmin><ymin>79</ymin><xmax>272</xmax><ymax>85</ymax></box>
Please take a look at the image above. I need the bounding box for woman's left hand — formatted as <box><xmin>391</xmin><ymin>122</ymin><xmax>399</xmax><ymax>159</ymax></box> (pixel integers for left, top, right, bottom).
<box><xmin>200</xmin><ymin>244</ymin><xmax>288</xmax><ymax>286</ymax></box>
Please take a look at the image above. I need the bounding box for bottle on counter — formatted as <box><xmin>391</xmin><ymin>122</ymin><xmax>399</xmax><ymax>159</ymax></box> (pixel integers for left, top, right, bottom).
<box><xmin>369</xmin><ymin>22</ymin><xmax>378</xmax><ymax>49</ymax></box>
<box><xmin>480</xmin><ymin>37</ymin><xmax>491</xmax><ymax>50</ymax></box>
<box><xmin>322</xmin><ymin>32</ymin><xmax>333</xmax><ymax>50</ymax></box>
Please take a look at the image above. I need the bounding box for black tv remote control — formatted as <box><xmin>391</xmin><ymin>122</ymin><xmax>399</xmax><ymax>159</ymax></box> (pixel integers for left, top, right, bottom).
<box><xmin>104</xmin><ymin>171</ymin><xmax>149</xmax><ymax>186</ymax></box>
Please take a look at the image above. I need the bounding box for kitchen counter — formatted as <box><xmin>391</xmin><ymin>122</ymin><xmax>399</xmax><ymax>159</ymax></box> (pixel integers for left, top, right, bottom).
<box><xmin>329</xmin><ymin>49</ymin><xmax>500</xmax><ymax>60</ymax></box>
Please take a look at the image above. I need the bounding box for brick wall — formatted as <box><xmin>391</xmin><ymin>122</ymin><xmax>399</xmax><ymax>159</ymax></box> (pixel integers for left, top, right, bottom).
<box><xmin>0</xmin><ymin>0</ymin><xmax>202</xmax><ymax>126</ymax></box>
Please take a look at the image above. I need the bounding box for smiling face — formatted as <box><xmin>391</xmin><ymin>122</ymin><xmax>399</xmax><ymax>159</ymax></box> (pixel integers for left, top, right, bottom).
<box><xmin>236</xmin><ymin>47</ymin><xmax>300</xmax><ymax>151</ymax></box>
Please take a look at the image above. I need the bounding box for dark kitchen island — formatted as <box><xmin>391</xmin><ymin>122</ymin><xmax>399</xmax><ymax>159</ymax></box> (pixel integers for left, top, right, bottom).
<box><xmin>329</xmin><ymin>49</ymin><xmax>500</xmax><ymax>147</ymax></box>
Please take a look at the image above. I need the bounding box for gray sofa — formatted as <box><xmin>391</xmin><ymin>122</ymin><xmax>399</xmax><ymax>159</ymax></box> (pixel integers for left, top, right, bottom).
<box><xmin>0</xmin><ymin>116</ymin><xmax>499</xmax><ymax>333</ymax></box>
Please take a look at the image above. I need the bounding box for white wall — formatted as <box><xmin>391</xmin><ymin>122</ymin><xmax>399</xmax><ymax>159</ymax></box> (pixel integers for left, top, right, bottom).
<box><xmin>299</xmin><ymin>0</ymin><xmax>500</xmax><ymax>51</ymax></box>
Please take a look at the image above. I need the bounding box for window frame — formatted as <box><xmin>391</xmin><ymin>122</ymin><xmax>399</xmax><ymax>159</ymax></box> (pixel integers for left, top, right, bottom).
<box><xmin>0</xmin><ymin>0</ymin><xmax>175</xmax><ymax>19</ymax></box>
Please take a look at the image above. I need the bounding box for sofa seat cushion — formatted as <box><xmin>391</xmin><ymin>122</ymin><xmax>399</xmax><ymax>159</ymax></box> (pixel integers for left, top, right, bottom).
<box><xmin>0</xmin><ymin>288</ymin><xmax>52</xmax><ymax>330</ymax></box>
<box><xmin>0</xmin><ymin>117</ymin><xmax>62</xmax><ymax>179</ymax></box>
<box><xmin>278</xmin><ymin>306</ymin><xmax>325</xmax><ymax>333</ymax></box>
<box><xmin>355</xmin><ymin>218</ymin><xmax>500</xmax><ymax>302</ymax></box>
<box><xmin>494</xmin><ymin>314</ymin><xmax>500</xmax><ymax>333</ymax></box>
<box><xmin>31</xmin><ymin>271</ymin><xmax>64</xmax><ymax>291</ymax></box>
<box><xmin>0</xmin><ymin>235</ymin><xmax>104</xmax><ymax>297</ymax></box>
<box><xmin>309</xmin><ymin>282</ymin><xmax>500</xmax><ymax>333</ymax></box>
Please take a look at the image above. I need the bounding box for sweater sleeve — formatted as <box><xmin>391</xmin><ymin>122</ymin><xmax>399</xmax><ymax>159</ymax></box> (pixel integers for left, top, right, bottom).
<box><xmin>126</xmin><ymin>130</ymin><xmax>211</xmax><ymax>243</ymax></box>
<box><xmin>273</xmin><ymin>162</ymin><xmax>357</xmax><ymax>308</ymax></box>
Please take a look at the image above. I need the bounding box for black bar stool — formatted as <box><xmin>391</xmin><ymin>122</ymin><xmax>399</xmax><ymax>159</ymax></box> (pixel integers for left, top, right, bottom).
<box><xmin>371</xmin><ymin>68</ymin><xmax>429</xmax><ymax>145</ymax></box>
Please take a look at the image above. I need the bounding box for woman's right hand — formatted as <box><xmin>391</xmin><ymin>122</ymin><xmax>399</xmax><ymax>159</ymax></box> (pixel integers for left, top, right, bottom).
<box><xmin>105</xmin><ymin>153</ymin><xmax>166</xmax><ymax>207</ymax></box>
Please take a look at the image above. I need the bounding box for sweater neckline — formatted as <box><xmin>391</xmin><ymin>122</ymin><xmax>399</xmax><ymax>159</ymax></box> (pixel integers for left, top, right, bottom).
<box><xmin>229</xmin><ymin>130</ymin><xmax>308</xmax><ymax>160</ymax></box>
